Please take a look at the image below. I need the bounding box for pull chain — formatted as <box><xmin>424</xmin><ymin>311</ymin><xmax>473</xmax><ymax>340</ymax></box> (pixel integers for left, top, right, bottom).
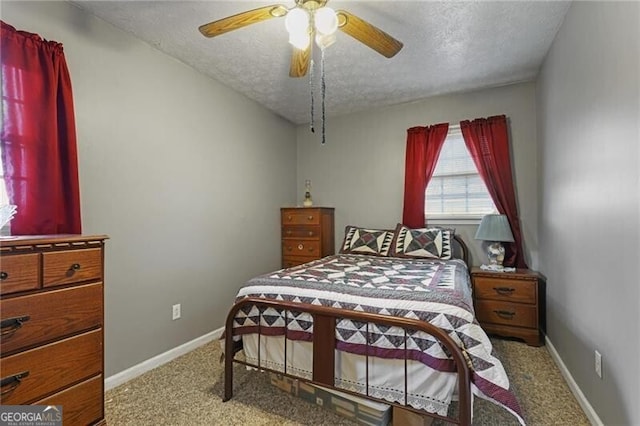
<box><xmin>309</xmin><ymin>57</ymin><xmax>315</xmax><ymax>133</ymax></box>
<box><xmin>320</xmin><ymin>47</ymin><xmax>326</xmax><ymax>145</ymax></box>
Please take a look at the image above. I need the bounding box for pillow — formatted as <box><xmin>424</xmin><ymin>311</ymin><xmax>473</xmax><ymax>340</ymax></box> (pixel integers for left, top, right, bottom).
<box><xmin>390</xmin><ymin>223</ymin><xmax>454</xmax><ymax>260</ymax></box>
<box><xmin>339</xmin><ymin>226</ymin><xmax>394</xmax><ymax>257</ymax></box>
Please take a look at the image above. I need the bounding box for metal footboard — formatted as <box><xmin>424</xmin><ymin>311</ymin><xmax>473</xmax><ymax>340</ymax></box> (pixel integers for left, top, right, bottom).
<box><xmin>223</xmin><ymin>296</ymin><xmax>472</xmax><ymax>426</ymax></box>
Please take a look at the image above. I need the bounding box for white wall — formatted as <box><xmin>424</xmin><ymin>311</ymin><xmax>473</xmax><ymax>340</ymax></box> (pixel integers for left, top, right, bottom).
<box><xmin>536</xmin><ymin>2</ymin><xmax>639</xmax><ymax>424</ymax></box>
<box><xmin>296</xmin><ymin>82</ymin><xmax>539</xmax><ymax>267</ymax></box>
<box><xmin>1</xmin><ymin>1</ymin><xmax>297</xmax><ymax>376</ymax></box>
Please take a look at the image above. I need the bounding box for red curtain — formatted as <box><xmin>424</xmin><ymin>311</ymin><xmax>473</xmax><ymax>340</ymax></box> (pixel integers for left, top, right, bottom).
<box><xmin>460</xmin><ymin>115</ymin><xmax>527</xmax><ymax>268</ymax></box>
<box><xmin>1</xmin><ymin>21</ymin><xmax>81</xmax><ymax>235</ymax></box>
<box><xmin>401</xmin><ymin>123</ymin><xmax>449</xmax><ymax>228</ymax></box>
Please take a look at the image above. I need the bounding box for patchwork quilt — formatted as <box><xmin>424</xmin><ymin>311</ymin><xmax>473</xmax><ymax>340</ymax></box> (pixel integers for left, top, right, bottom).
<box><xmin>232</xmin><ymin>254</ymin><xmax>524</xmax><ymax>424</ymax></box>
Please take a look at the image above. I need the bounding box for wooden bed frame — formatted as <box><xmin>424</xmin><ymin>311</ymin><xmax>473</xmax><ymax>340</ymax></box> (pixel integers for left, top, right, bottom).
<box><xmin>223</xmin><ymin>235</ymin><xmax>473</xmax><ymax>426</ymax></box>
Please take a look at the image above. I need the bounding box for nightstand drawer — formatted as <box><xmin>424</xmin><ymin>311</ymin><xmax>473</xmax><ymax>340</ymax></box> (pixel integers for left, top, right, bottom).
<box><xmin>282</xmin><ymin>225</ymin><xmax>321</xmax><ymax>239</ymax></box>
<box><xmin>475</xmin><ymin>300</ymin><xmax>537</xmax><ymax>328</ymax></box>
<box><xmin>282</xmin><ymin>209</ymin><xmax>321</xmax><ymax>225</ymax></box>
<box><xmin>282</xmin><ymin>257</ymin><xmax>316</xmax><ymax>268</ymax></box>
<box><xmin>283</xmin><ymin>240</ymin><xmax>321</xmax><ymax>257</ymax></box>
<box><xmin>473</xmin><ymin>276</ymin><xmax>536</xmax><ymax>304</ymax></box>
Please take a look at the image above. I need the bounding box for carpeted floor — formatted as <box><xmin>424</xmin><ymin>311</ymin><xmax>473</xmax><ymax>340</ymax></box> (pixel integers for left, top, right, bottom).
<box><xmin>105</xmin><ymin>338</ymin><xmax>589</xmax><ymax>425</ymax></box>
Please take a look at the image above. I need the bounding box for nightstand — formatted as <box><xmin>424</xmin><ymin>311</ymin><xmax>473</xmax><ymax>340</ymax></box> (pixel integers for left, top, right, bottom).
<box><xmin>471</xmin><ymin>267</ymin><xmax>544</xmax><ymax>346</ymax></box>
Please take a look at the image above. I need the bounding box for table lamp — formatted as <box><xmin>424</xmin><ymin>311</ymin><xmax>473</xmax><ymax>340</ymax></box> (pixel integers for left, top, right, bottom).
<box><xmin>475</xmin><ymin>214</ymin><xmax>514</xmax><ymax>268</ymax></box>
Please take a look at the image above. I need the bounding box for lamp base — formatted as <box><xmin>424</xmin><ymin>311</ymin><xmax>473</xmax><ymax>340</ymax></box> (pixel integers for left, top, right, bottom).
<box><xmin>487</xmin><ymin>241</ymin><xmax>506</xmax><ymax>267</ymax></box>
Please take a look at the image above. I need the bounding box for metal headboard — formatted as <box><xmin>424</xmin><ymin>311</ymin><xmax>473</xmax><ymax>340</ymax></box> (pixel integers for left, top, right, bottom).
<box><xmin>452</xmin><ymin>234</ymin><xmax>470</xmax><ymax>267</ymax></box>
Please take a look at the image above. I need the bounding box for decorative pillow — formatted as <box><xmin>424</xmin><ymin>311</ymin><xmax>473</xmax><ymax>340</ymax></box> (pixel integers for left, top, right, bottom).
<box><xmin>339</xmin><ymin>226</ymin><xmax>394</xmax><ymax>257</ymax></box>
<box><xmin>390</xmin><ymin>223</ymin><xmax>454</xmax><ymax>260</ymax></box>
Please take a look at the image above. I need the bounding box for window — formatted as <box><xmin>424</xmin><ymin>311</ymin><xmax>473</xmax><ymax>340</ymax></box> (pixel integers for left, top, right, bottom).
<box><xmin>426</xmin><ymin>126</ymin><xmax>496</xmax><ymax>221</ymax></box>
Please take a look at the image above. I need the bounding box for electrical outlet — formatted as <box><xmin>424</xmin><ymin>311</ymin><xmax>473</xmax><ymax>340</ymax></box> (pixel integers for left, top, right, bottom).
<box><xmin>172</xmin><ymin>303</ymin><xmax>181</xmax><ymax>320</ymax></box>
<box><xmin>595</xmin><ymin>350</ymin><xmax>602</xmax><ymax>378</ymax></box>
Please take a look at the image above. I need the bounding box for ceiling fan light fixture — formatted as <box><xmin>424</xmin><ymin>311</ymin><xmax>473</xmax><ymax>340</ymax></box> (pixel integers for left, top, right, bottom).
<box><xmin>315</xmin><ymin>33</ymin><xmax>336</xmax><ymax>49</ymax></box>
<box><xmin>314</xmin><ymin>7</ymin><xmax>338</xmax><ymax>35</ymax></box>
<box><xmin>289</xmin><ymin>32</ymin><xmax>311</xmax><ymax>50</ymax></box>
<box><xmin>285</xmin><ymin>7</ymin><xmax>310</xmax><ymax>35</ymax></box>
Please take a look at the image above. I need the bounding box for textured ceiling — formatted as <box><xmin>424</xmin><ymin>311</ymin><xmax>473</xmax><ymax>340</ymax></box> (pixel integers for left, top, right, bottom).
<box><xmin>70</xmin><ymin>1</ymin><xmax>571</xmax><ymax>124</ymax></box>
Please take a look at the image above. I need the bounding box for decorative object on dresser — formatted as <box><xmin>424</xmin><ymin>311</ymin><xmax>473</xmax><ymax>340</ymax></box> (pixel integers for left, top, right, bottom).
<box><xmin>303</xmin><ymin>180</ymin><xmax>313</xmax><ymax>207</ymax></box>
<box><xmin>0</xmin><ymin>235</ymin><xmax>108</xmax><ymax>425</ymax></box>
<box><xmin>474</xmin><ymin>214</ymin><xmax>515</xmax><ymax>269</ymax></box>
<box><xmin>281</xmin><ymin>207</ymin><xmax>334</xmax><ymax>268</ymax></box>
<box><xmin>471</xmin><ymin>267</ymin><xmax>545</xmax><ymax>346</ymax></box>
<box><xmin>0</xmin><ymin>204</ymin><xmax>18</xmax><ymax>234</ymax></box>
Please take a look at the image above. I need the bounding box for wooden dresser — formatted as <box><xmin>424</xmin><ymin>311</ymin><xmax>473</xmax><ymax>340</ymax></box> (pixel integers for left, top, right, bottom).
<box><xmin>471</xmin><ymin>268</ymin><xmax>544</xmax><ymax>346</ymax></box>
<box><xmin>0</xmin><ymin>235</ymin><xmax>107</xmax><ymax>425</ymax></box>
<box><xmin>281</xmin><ymin>207</ymin><xmax>334</xmax><ymax>268</ymax></box>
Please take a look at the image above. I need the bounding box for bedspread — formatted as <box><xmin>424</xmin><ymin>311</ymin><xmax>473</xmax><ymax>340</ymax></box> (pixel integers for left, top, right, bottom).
<box><xmin>233</xmin><ymin>254</ymin><xmax>524</xmax><ymax>423</ymax></box>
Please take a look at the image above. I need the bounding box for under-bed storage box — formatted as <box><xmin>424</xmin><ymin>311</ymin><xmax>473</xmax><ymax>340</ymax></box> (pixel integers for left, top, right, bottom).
<box><xmin>269</xmin><ymin>373</ymin><xmax>392</xmax><ymax>425</ymax></box>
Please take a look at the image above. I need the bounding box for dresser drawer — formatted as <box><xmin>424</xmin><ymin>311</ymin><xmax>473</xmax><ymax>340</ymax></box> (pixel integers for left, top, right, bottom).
<box><xmin>0</xmin><ymin>329</ymin><xmax>102</xmax><ymax>405</ymax></box>
<box><xmin>282</xmin><ymin>225</ymin><xmax>320</xmax><ymax>239</ymax></box>
<box><xmin>283</xmin><ymin>240</ymin><xmax>321</xmax><ymax>257</ymax></box>
<box><xmin>473</xmin><ymin>276</ymin><xmax>536</xmax><ymax>304</ymax></box>
<box><xmin>475</xmin><ymin>300</ymin><xmax>537</xmax><ymax>328</ymax></box>
<box><xmin>43</xmin><ymin>248</ymin><xmax>102</xmax><ymax>288</ymax></box>
<box><xmin>36</xmin><ymin>375</ymin><xmax>103</xmax><ymax>426</ymax></box>
<box><xmin>0</xmin><ymin>254</ymin><xmax>40</xmax><ymax>295</ymax></box>
<box><xmin>1</xmin><ymin>283</ymin><xmax>103</xmax><ymax>354</ymax></box>
<box><xmin>282</xmin><ymin>209</ymin><xmax>321</xmax><ymax>225</ymax></box>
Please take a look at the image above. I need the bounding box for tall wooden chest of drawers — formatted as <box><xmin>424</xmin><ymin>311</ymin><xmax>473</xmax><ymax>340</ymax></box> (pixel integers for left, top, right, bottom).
<box><xmin>471</xmin><ymin>267</ymin><xmax>544</xmax><ymax>346</ymax></box>
<box><xmin>0</xmin><ymin>235</ymin><xmax>107</xmax><ymax>425</ymax></box>
<box><xmin>281</xmin><ymin>207</ymin><xmax>334</xmax><ymax>268</ymax></box>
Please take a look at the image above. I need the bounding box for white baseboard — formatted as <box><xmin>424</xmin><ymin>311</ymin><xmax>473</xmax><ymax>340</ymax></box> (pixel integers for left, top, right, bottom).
<box><xmin>105</xmin><ymin>326</ymin><xmax>224</xmax><ymax>391</ymax></box>
<box><xmin>545</xmin><ymin>335</ymin><xmax>603</xmax><ymax>426</ymax></box>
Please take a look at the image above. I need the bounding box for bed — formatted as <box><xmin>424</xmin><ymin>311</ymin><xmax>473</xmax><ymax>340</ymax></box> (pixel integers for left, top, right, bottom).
<box><xmin>222</xmin><ymin>225</ymin><xmax>525</xmax><ymax>425</ymax></box>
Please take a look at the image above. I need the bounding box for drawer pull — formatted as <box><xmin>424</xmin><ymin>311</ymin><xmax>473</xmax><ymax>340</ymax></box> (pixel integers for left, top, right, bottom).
<box><xmin>0</xmin><ymin>271</ymin><xmax>8</xmax><ymax>280</ymax></box>
<box><xmin>308</xmin><ymin>247</ymin><xmax>314</xmax><ymax>252</ymax></box>
<box><xmin>494</xmin><ymin>310</ymin><xmax>516</xmax><ymax>319</ymax></box>
<box><xmin>0</xmin><ymin>315</ymin><xmax>31</xmax><ymax>337</ymax></box>
<box><xmin>493</xmin><ymin>287</ymin><xmax>515</xmax><ymax>295</ymax></box>
<box><xmin>0</xmin><ymin>371</ymin><xmax>29</xmax><ymax>396</ymax></box>
<box><xmin>287</xmin><ymin>215</ymin><xmax>292</xmax><ymax>221</ymax></box>
<box><xmin>71</xmin><ymin>263</ymin><xmax>82</xmax><ymax>271</ymax></box>
<box><xmin>286</xmin><ymin>246</ymin><xmax>293</xmax><ymax>252</ymax></box>
<box><xmin>308</xmin><ymin>231</ymin><xmax>314</xmax><ymax>236</ymax></box>
<box><xmin>297</xmin><ymin>244</ymin><xmax>304</xmax><ymax>250</ymax></box>
<box><xmin>307</xmin><ymin>215</ymin><xmax>314</xmax><ymax>220</ymax></box>
<box><xmin>286</xmin><ymin>230</ymin><xmax>292</xmax><ymax>235</ymax></box>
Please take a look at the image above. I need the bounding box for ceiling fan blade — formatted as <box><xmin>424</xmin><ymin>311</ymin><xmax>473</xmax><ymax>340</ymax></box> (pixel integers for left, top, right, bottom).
<box><xmin>336</xmin><ymin>10</ymin><xmax>403</xmax><ymax>58</ymax></box>
<box><xmin>289</xmin><ymin>44</ymin><xmax>311</xmax><ymax>78</ymax></box>
<box><xmin>199</xmin><ymin>5</ymin><xmax>288</xmax><ymax>38</ymax></box>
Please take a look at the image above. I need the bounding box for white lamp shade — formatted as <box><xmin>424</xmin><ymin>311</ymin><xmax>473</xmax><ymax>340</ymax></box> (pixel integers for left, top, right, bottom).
<box><xmin>475</xmin><ymin>214</ymin><xmax>514</xmax><ymax>242</ymax></box>
<box><xmin>315</xmin><ymin>33</ymin><xmax>336</xmax><ymax>49</ymax></box>
<box><xmin>288</xmin><ymin>32</ymin><xmax>310</xmax><ymax>50</ymax></box>
<box><xmin>285</xmin><ymin>8</ymin><xmax>310</xmax><ymax>35</ymax></box>
<box><xmin>314</xmin><ymin>7</ymin><xmax>338</xmax><ymax>35</ymax></box>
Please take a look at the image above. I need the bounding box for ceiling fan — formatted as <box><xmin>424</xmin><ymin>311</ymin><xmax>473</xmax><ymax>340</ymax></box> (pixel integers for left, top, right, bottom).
<box><xmin>198</xmin><ymin>0</ymin><xmax>403</xmax><ymax>78</ymax></box>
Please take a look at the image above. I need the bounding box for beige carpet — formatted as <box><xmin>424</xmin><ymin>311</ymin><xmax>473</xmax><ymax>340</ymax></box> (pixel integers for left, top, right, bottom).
<box><xmin>105</xmin><ymin>338</ymin><xmax>589</xmax><ymax>425</ymax></box>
